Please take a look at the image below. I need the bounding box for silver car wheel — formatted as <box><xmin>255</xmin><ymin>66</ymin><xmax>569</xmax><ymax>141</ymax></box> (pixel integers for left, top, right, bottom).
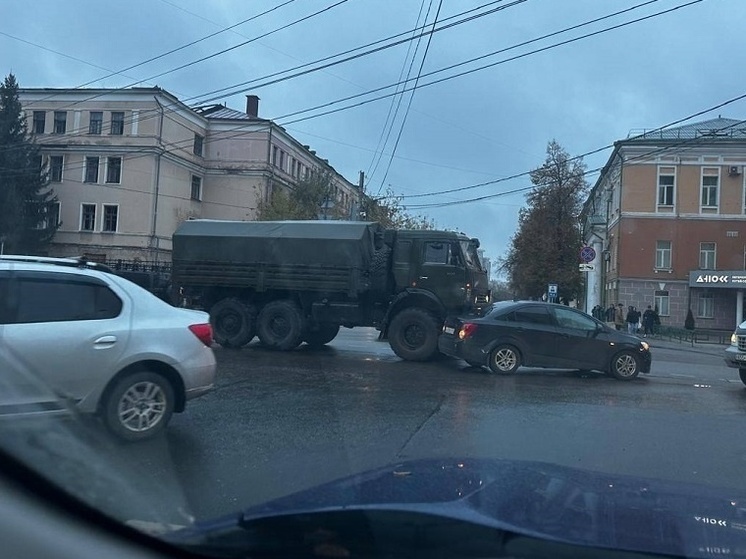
<box><xmin>614</xmin><ymin>353</ymin><xmax>638</xmax><ymax>378</ymax></box>
<box><xmin>488</xmin><ymin>344</ymin><xmax>521</xmax><ymax>375</ymax></box>
<box><xmin>117</xmin><ymin>381</ymin><xmax>167</xmax><ymax>432</ymax></box>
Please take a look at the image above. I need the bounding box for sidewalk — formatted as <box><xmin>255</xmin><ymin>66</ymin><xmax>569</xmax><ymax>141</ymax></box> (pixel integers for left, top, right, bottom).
<box><xmin>643</xmin><ymin>336</ymin><xmax>728</xmax><ymax>357</ymax></box>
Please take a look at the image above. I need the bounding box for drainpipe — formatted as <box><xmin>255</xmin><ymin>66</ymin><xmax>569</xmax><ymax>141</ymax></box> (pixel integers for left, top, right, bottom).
<box><xmin>265</xmin><ymin>125</ymin><xmax>274</xmax><ymax>212</ymax></box>
<box><xmin>151</xmin><ymin>96</ymin><xmax>165</xmax><ymax>263</ymax></box>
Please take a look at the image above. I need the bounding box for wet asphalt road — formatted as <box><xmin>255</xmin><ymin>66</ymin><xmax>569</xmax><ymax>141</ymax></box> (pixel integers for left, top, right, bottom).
<box><xmin>109</xmin><ymin>329</ymin><xmax>745</xmax><ymax>524</ymax></box>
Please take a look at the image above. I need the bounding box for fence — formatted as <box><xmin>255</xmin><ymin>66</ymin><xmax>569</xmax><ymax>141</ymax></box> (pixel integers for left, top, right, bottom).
<box><xmin>654</xmin><ymin>325</ymin><xmax>731</xmax><ymax>346</ymax></box>
<box><xmin>105</xmin><ymin>259</ymin><xmax>172</xmax><ymax>274</ymax></box>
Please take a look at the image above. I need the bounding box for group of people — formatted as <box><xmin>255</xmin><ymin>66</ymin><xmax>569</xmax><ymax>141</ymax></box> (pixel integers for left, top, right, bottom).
<box><xmin>592</xmin><ymin>303</ymin><xmax>660</xmax><ymax>337</ymax></box>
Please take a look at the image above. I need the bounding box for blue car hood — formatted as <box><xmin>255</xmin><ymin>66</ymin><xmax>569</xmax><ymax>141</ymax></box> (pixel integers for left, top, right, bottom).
<box><xmin>173</xmin><ymin>458</ymin><xmax>746</xmax><ymax>558</ymax></box>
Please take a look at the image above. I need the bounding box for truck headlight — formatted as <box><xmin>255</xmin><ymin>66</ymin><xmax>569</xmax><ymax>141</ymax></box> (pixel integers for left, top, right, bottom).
<box><xmin>732</xmin><ymin>333</ymin><xmax>739</xmax><ymax>346</ymax></box>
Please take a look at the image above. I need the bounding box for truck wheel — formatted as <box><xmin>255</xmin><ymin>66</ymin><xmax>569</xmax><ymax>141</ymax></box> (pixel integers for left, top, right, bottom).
<box><xmin>210</xmin><ymin>298</ymin><xmax>256</xmax><ymax>348</ymax></box>
<box><xmin>257</xmin><ymin>300</ymin><xmax>305</xmax><ymax>351</ymax></box>
<box><xmin>388</xmin><ymin>308</ymin><xmax>440</xmax><ymax>362</ymax></box>
<box><xmin>303</xmin><ymin>324</ymin><xmax>340</xmax><ymax>347</ymax></box>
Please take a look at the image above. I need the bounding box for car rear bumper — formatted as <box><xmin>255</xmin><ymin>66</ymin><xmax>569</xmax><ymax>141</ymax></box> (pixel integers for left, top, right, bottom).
<box><xmin>438</xmin><ymin>335</ymin><xmax>486</xmax><ymax>365</ymax></box>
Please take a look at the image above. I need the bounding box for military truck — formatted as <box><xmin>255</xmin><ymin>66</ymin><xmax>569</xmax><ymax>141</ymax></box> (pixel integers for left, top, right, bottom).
<box><xmin>171</xmin><ymin>220</ymin><xmax>490</xmax><ymax>361</ymax></box>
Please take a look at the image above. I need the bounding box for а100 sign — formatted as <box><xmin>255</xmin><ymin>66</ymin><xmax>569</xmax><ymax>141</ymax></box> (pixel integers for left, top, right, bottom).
<box><xmin>696</xmin><ymin>275</ymin><xmax>730</xmax><ymax>283</ymax></box>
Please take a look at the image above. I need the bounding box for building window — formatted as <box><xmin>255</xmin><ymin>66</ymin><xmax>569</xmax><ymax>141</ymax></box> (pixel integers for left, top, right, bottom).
<box><xmin>38</xmin><ymin>201</ymin><xmax>60</xmax><ymax>230</ymax></box>
<box><xmin>654</xmin><ymin>290</ymin><xmax>670</xmax><ymax>317</ymax></box>
<box><xmin>110</xmin><ymin>111</ymin><xmax>124</xmax><ymax>135</ymax></box>
<box><xmin>53</xmin><ymin>111</ymin><xmax>67</xmax><ymax>134</ymax></box>
<box><xmin>193</xmin><ymin>134</ymin><xmax>204</xmax><ymax>157</ymax></box>
<box><xmin>89</xmin><ymin>111</ymin><xmax>103</xmax><ymax>135</ymax></box>
<box><xmin>272</xmin><ymin>146</ymin><xmax>279</xmax><ymax>166</ymax></box>
<box><xmin>655</xmin><ymin>240</ymin><xmax>672</xmax><ymax>269</ymax></box>
<box><xmin>80</xmin><ymin>204</ymin><xmax>96</xmax><ymax>231</ymax></box>
<box><xmin>657</xmin><ymin>167</ymin><xmax>675</xmax><ymax>207</ymax></box>
<box><xmin>697</xmin><ymin>290</ymin><xmax>714</xmax><ymax>319</ymax></box>
<box><xmin>49</xmin><ymin>155</ymin><xmax>64</xmax><ymax>182</ymax></box>
<box><xmin>105</xmin><ymin>157</ymin><xmax>122</xmax><ymax>183</ymax></box>
<box><xmin>699</xmin><ymin>242</ymin><xmax>716</xmax><ymax>270</ymax></box>
<box><xmin>84</xmin><ymin>156</ymin><xmax>99</xmax><ymax>183</ymax></box>
<box><xmin>33</xmin><ymin>111</ymin><xmax>45</xmax><ymax>134</ymax></box>
<box><xmin>701</xmin><ymin>168</ymin><xmax>719</xmax><ymax>209</ymax></box>
<box><xmin>191</xmin><ymin>175</ymin><xmax>202</xmax><ymax>201</ymax></box>
<box><xmin>279</xmin><ymin>150</ymin><xmax>286</xmax><ymax>172</ymax></box>
<box><xmin>102</xmin><ymin>205</ymin><xmax>118</xmax><ymax>233</ymax></box>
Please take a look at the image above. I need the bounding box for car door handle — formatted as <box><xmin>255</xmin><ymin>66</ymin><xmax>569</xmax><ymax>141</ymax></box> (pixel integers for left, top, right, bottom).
<box><xmin>93</xmin><ymin>335</ymin><xmax>117</xmax><ymax>347</ymax></box>
<box><xmin>446</xmin><ymin>272</ymin><xmax>456</xmax><ymax>276</ymax></box>
<box><xmin>419</xmin><ymin>276</ymin><xmax>428</xmax><ymax>280</ymax></box>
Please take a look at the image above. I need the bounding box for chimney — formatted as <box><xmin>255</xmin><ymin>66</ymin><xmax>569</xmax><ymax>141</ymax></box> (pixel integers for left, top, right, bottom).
<box><xmin>246</xmin><ymin>95</ymin><xmax>260</xmax><ymax>118</ymax></box>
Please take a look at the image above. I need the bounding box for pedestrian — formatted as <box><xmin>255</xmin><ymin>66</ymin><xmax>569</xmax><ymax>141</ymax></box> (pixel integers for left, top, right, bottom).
<box><xmin>606</xmin><ymin>305</ymin><xmax>615</xmax><ymax>322</ymax></box>
<box><xmin>642</xmin><ymin>305</ymin><xmax>656</xmax><ymax>338</ymax></box>
<box><xmin>626</xmin><ymin>306</ymin><xmax>639</xmax><ymax>335</ymax></box>
<box><xmin>614</xmin><ymin>303</ymin><xmax>625</xmax><ymax>331</ymax></box>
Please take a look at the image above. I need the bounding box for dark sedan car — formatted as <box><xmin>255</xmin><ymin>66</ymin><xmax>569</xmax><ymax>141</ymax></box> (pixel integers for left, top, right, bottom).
<box><xmin>438</xmin><ymin>301</ymin><xmax>651</xmax><ymax>380</ymax></box>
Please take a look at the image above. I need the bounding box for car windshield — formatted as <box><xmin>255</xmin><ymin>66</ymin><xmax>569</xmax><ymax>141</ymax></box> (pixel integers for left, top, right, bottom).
<box><xmin>3</xmin><ymin>2</ymin><xmax>746</xmax><ymax>558</ymax></box>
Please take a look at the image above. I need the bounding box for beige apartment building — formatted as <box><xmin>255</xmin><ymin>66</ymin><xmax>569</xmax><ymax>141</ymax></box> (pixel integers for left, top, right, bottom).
<box><xmin>581</xmin><ymin>118</ymin><xmax>746</xmax><ymax>330</ymax></box>
<box><xmin>19</xmin><ymin>87</ymin><xmax>360</xmax><ymax>265</ymax></box>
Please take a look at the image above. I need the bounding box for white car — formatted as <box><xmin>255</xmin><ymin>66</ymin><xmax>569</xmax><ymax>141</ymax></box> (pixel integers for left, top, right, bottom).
<box><xmin>0</xmin><ymin>256</ymin><xmax>216</xmax><ymax>441</ymax></box>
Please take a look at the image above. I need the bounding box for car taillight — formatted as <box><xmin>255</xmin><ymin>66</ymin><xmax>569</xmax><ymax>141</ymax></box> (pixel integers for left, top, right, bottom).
<box><xmin>189</xmin><ymin>323</ymin><xmax>214</xmax><ymax>347</ymax></box>
<box><xmin>459</xmin><ymin>323</ymin><xmax>478</xmax><ymax>340</ymax></box>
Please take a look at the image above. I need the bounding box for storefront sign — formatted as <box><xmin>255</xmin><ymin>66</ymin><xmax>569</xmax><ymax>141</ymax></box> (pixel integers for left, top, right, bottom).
<box><xmin>689</xmin><ymin>271</ymin><xmax>746</xmax><ymax>288</ymax></box>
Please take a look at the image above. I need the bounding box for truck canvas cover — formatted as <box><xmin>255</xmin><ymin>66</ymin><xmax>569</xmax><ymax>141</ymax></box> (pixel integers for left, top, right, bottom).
<box><xmin>172</xmin><ymin>220</ymin><xmax>382</xmax><ymax>294</ymax></box>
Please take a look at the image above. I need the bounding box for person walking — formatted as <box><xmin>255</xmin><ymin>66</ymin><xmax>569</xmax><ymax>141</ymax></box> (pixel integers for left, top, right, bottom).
<box><xmin>642</xmin><ymin>305</ymin><xmax>656</xmax><ymax>338</ymax></box>
<box><xmin>626</xmin><ymin>306</ymin><xmax>639</xmax><ymax>335</ymax></box>
<box><xmin>614</xmin><ymin>303</ymin><xmax>625</xmax><ymax>331</ymax></box>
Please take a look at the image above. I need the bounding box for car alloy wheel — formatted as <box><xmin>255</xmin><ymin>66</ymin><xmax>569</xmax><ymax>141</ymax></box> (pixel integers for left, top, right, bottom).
<box><xmin>103</xmin><ymin>371</ymin><xmax>175</xmax><ymax>441</ymax></box>
<box><xmin>610</xmin><ymin>351</ymin><xmax>639</xmax><ymax>380</ymax></box>
<box><xmin>489</xmin><ymin>345</ymin><xmax>520</xmax><ymax>374</ymax></box>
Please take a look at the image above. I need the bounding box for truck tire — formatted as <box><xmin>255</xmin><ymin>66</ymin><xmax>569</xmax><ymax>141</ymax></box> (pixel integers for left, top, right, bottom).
<box><xmin>210</xmin><ymin>298</ymin><xmax>256</xmax><ymax>348</ymax></box>
<box><xmin>257</xmin><ymin>300</ymin><xmax>305</xmax><ymax>351</ymax></box>
<box><xmin>303</xmin><ymin>324</ymin><xmax>340</xmax><ymax>347</ymax></box>
<box><xmin>388</xmin><ymin>308</ymin><xmax>441</xmax><ymax>362</ymax></box>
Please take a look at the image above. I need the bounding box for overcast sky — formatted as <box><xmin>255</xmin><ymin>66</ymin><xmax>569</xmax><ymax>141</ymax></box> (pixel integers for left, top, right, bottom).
<box><xmin>3</xmin><ymin>0</ymin><xmax>744</xmax><ymax>273</ymax></box>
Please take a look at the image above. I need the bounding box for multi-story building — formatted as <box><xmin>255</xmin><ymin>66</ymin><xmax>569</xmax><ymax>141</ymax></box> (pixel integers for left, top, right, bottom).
<box><xmin>19</xmin><ymin>87</ymin><xmax>360</xmax><ymax>264</ymax></box>
<box><xmin>581</xmin><ymin>118</ymin><xmax>746</xmax><ymax>330</ymax></box>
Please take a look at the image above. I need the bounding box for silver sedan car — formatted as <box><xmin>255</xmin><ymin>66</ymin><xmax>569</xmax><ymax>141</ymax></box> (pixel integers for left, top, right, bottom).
<box><xmin>0</xmin><ymin>256</ymin><xmax>216</xmax><ymax>441</ymax></box>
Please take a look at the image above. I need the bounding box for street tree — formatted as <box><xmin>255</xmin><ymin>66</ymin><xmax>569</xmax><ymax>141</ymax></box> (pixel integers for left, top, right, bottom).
<box><xmin>501</xmin><ymin>140</ymin><xmax>588</xmax><ymax>301</ymax></box>
<box><xmin>360</xmin><ymin>187</ymin><xmax>435</xmax><ymax>230</ymax></box>
<box><xmin>258</xmin><ymin>170</ymin><xmax>347</xmax><ymax>221</ymax></box>
<box><xmin>0</xmin><ymin>73</ymin><xmax>58</xmax><ymax>254</ymax></box>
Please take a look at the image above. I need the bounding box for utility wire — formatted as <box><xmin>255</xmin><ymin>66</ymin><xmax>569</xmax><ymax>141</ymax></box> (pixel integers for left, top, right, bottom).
<box><xmin>376</xmin><ymin>0</ymin><xmax>444</xmax><ymax>195</ymax></box>
<box><xmin>275</xmin><ymin>0</ymin><xmax>700</xmax><ymax>125</ymax></box>
<box><xmin>403</xmin><ymin>118</ymin><xmax>746</xmax><ymax>210</ymax></box>
<box><xmin>366</xmin><ymin>0</ymin><xmax>431</xmax><ymax>185</ymax></box>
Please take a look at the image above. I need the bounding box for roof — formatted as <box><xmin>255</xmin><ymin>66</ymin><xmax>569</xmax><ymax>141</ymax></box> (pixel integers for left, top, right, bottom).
<box><xmin>191</xmin><ymin>104</ymin><xmax>262</xmax><ymax>121</ymax></box>
<box><xmin>626</xmin><ymin>117</ymin><xmax>746</xmax><ymax>141</ymax></box>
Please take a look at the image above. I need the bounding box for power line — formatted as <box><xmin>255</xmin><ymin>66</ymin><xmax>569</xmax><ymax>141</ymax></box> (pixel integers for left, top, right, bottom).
<box><xmin>184</xmin><ymin>0</ymin><xmax>517</xmax><ymax>105</ymax></box>
<box><xmin>0</xmin><ymin>0</ymin><xmax>517</xmax><ymax>154</ymax></box>
<box><xmin>366</xmin><ymin>0</ymin><xmax>431</xmax><ymax>184</ymax></box>
<box><xmin>274</xmin><ymin>0</ymin><xmax>699</xmax><ymax>125</ymax></box>
<box><xmin>398</xmin><ymin>88</ymin><xmax>746</xmax><ymax>200</ymax></box>
<box><xmin>23</xmin><ymin>0</ymin><xmax>349</xmax><ymax>113</ymax></box>
<box><xmin>403</xmin><ymin>117</ymin><xmax>746</xmax><ymax>210</ymax></box>
<box><xmin>376</xmin><ymin>0</ymin><xmax>444</xmax><ymax>195</ymax></box>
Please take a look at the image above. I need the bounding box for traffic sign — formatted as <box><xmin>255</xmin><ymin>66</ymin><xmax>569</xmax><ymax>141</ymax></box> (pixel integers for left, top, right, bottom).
<box><xmin>579</xmin><ymin>263</ymin><xmax>595</xmax><ymax>272</ymax></box>
<box><xmin>580</xmin><ymin>246</ymin><xmax>596</xmax><ymax>263</ymax></box>
<box><xmin>548</xmin><ymin>283</ymin><xmax>558</xmax><ymax>295</ymax></box>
